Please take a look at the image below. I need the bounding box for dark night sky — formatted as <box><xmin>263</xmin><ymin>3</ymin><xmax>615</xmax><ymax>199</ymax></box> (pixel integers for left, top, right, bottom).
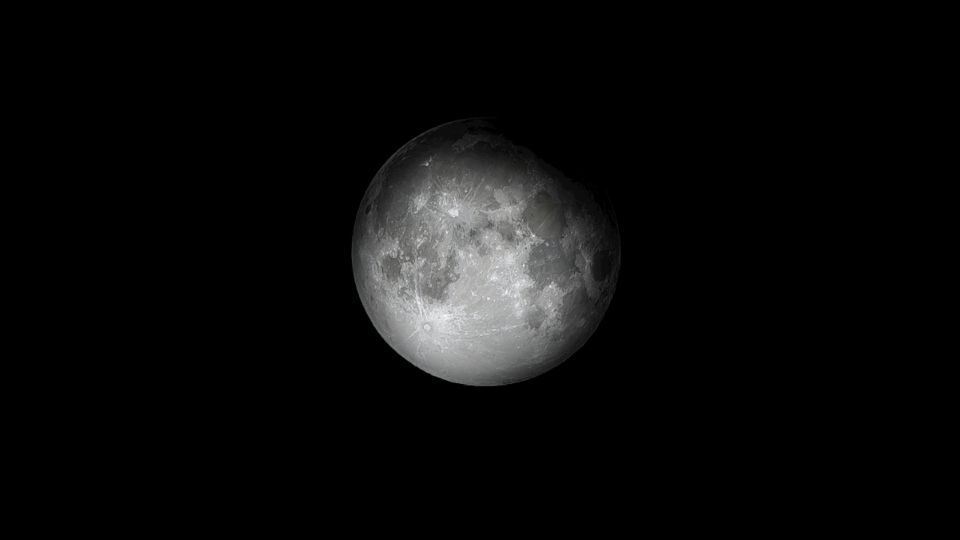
<box><xmin>184</xmin><ymin>80</ymin><xmax>781</xmax><ymax>435</ymax></box>
<box><xmin>44</xmin><ymin>8</ymin><xmax>870</xmax><ymax>516</ymax></box>
<box><xmin>136</xmin><ymin>35</ymin><xmax>822</xmax><ymax>467</ymax></box>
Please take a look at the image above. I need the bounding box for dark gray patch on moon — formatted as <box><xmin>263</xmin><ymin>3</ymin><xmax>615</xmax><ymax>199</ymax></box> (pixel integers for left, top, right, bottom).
<box><xmin>592</xmin><ymin>249</ymin><xmax>615</xmax><ymax>281</ymax></box>
<box><xmin>381</xmin><ymin>255</ymin><xmax>401</xmax><ymax>281</ymax></box>
<box><xmin>559</xmin><ymin>287</ymin><xmax>589</xmax><ymax>329</ymax></box>
<box><xmin>526</xmin><ymin>306</ymin><xmax>547</xmax><ymax>330</ymax></box>
<box><xmin>496</xmin><ymin>221</ymin><xmax>516</xmax><ymax>243</ymax></box>
<box><xmin>526</xmin><ymin>241</ymin><xmax>574</xmax><ymax>290</ymax></box>
<box><xmin>523</xmin><ymin>191</ymin><xmax>565</xmax><ymax>240</ymax></box>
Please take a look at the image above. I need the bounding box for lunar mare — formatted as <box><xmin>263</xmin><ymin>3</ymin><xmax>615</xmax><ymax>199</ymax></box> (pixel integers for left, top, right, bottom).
<box><xmin>352</xmin><ymin>119</ymin><xmax>620</xmax><ymax>386</ymax></box>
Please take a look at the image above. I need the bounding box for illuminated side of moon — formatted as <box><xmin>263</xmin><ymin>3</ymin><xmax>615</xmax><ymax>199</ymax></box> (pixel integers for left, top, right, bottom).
<box><xmin>352</xmin><ymin>119</ymin><xmax>620</xmax><ymax>386</ymax></box>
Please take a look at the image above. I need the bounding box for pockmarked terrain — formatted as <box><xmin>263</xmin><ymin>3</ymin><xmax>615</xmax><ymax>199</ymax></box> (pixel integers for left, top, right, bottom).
<box><xmin>352</xmin><ymin>119</ymin><xmax>620</xmax><ymax>386</ymax></box>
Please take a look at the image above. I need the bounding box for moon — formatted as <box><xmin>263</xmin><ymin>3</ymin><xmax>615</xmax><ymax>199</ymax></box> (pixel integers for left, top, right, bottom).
<box><xmin>352</xmin><ymin>118</ymin><xmax>620</xmax><ymax>386</ymax></box>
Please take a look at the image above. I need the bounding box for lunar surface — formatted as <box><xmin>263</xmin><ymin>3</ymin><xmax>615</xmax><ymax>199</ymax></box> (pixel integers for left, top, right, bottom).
<box><xmin>352</xmin><ymin>119</ymin><xmax>620</xmax><ymax>386</ymax></box>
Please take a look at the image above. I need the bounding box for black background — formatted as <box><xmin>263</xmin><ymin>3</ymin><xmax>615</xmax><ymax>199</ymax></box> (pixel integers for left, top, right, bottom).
<box><xmin>114</xmin><ymin>22</ymin><xmax>832</xmax><ymax>482</ymax></box>
<box><xmin>176</xmin><ymin>74</ymin><xmax>789</xmax><ymax>444</ymax></box>
<box><xmin>12</xmin><ymin>5</ymin><xmax>901</xmax><ymax>525</ymax></box>
<box><xmin>27</xmin><ymin>6</ymin><xmax>905</xmax><ymax>523</ymax></box>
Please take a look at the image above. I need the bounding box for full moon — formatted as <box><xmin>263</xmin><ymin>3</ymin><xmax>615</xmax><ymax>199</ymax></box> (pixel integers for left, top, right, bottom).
<box><xmin>352</xmin><ymin>119</ymin><xmax>620</xmax><ymax>386</ymax></box>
